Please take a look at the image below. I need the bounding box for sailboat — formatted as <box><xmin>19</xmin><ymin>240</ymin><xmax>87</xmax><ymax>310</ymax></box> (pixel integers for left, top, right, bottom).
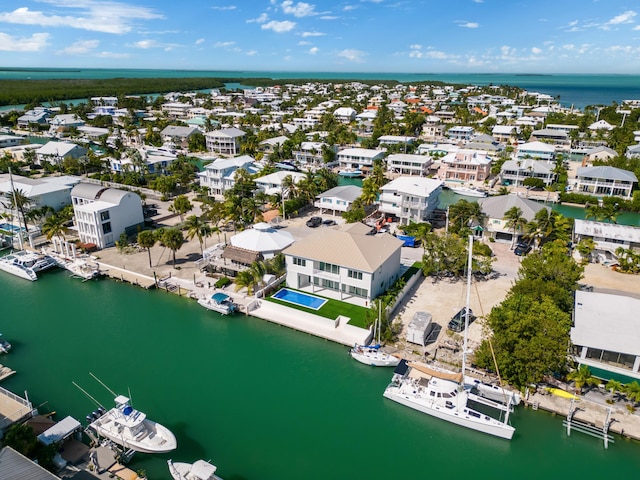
<box><xmin>350</xmin><ymin>301</ymin><xmax>401</xmax><ymax>367</ymax></box>
<box><xmin>383</xmin><ymin>236</ymin><xmax>516</xmax><ymax>440</ymax></box>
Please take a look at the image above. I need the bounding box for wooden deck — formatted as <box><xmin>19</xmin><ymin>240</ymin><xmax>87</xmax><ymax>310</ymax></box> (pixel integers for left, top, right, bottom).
<box><xmin>0</xmin><ymin>386</ymin><xmax>32</xmax><ymax>431</ymax></box>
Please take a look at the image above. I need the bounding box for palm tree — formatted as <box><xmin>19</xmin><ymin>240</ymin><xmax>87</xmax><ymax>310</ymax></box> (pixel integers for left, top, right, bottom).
<box><xmin>567</xmin><ymin>365</ymin><xmax>598</xmax><ymax>394</ymax></box>
<box><xmin>503</xmin><ymin>206</ymin><xmax>527</xmax><ymax>249</ymax></box>
<box><xmin>605</xmin><ymin>379</ymin><xmax>624</xmax><ymax>403</ymax></box>
<box><xmin>2</xmin><ymin>188</ymin><xmax>33</xmax><ymax>233</ymax></box>
<box><xmin>137</xmin><ymin>230</ymin><xmax>156</xmax><ymax>268</ymax></box>
<box><xmin>600</xmin><ymin>204</ymin><xmax>618</xmax><ymax>224</ymax></box>
<box><xmin>584</xmin><ymin>203</ymin><xmax>602</xmax><ymax>222</ymax></box>
<box><xmin>161</xmin><ymin>228</ymin><xmax>184</xmax><ymax>267</ymax></box>
<box><xmin>185</xmin><ymin>215</ymin><xmax>209</xmax><ymax>256</ymax></box>
<box><xmin>624</xmin><ymin>381</ymin><xmax>640</xmax><ymax>406</ymax></box>
<box><xmin>234</xmin><ymin>269</ymin><xmax>256</xmax><ymax>295</ymax></box>
<box><xmin>42</xmin><ymin>213</ymin><xmax>68</xmax><ymax>241</ymax></box>
<box><xmin>250</xmin><ymin>261</ymin><xmax>267</xmax><ymax>292</ymax></box>
<box><xmin>169</xmin><ymin>195</ymin><xmax>193</xmax><ymax>222</ymax></box>
<box><xmin>359</xmin><ymin>178</ymin><xmax>379</xmax><ymax>206</ymax></box>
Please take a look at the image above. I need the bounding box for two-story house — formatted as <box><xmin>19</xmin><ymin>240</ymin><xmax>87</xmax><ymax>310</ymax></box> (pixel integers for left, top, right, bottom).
<box><xmin>35</xmin><ymin>141</ymin><xmax>87</xmax><ymax>166</ymax></box>
<box><xmin>337</xmin><ymin>148</ymin><xmax>386</xmax><ymax>173</ymax></box>
<box><xmin>386</xmin><ymin>153</ymin><xmax>433</xmax><ymax>176</ymax></box>
<box><xmin>574</xmin><ymin>166</ymin><xmax>637</xmax><ymax>199</ymax></box>
<box><xmin>314</xmin><ymin>185</ymin><xmax>362</xmax><ymax>215</ymax></box>
<box><xmin>198</xmin><ymin>155</ymin><xmax>256</xmax><ymax>199</ymax></box>
<box><xmin>500</xmin><ymin>159</ymin><xmax>557</xmax><ymax>187</ymax></box>
<box><xmin>205</xmin><ymin>128</ymin><xmax>246</xmax><ymax>156</ymax></box>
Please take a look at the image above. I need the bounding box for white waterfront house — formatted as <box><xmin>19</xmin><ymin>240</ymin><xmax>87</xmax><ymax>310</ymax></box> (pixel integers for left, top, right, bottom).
<box><xmin>571</xmin><ymin>291</ymin><xmax>640</xmax><ymax>382</ymax></box>
<box><xmin>71</xmin><ymin>183</ymin><xmax>144</xmax><ymax>249</ymax></box>
<box><xmin>572</xmin><ymin>219</ymin><xmax>640</xmax><ymax>264</ymax></box>
<box><xmin>386</xmin><ymin>153</ymin><xmax>433</xmax><ymax>176</ymax></box>
<box><xmin>337</xmin><ymin>148</ymin><xmax>386</xmax><ymax>173</ymax></box>
<box><xmin>378</xmin><ymin>176</ymin><xmax>443</xmax><ymax>225</ymax></box>
<box><xmin>282</xmin><ymin>222</ymin><xmax>404</xmax><ymax>304</ymax></box>
<box><xmin>0</xmin><ymin>174</ymin><xmax>78</xmax><ymax>216</ymax></box>
<box><xmin>254</xmin><ymin>171</ymin><xmax>306</xmax><ymax>196</ymax></box>
<box><xmin>293</xmin><ymin>142</ymin><xmax>336</xmax><ymax>170</ymax></box>
<box><xmin>198</xmin><ymin>155</ymin><xmax>256</xmax><ymax>199</ymax></box>
<box><xmin>574</xmin><ymin>166</ymin><xmax>637</xmax><ymax>200</ymax></box>
<box><xmin>0</xmin><ymin>135</ymin><xmax>24</xmax><ymax>148</ymax></box>
<box><xmin>516</xmin><ymin>141</ymin><xmax>556</xmax><ymax>161</ymax></box>
<box><xmin>205</xmin><ymin>128</ymin><xmax>246</xmax><ymax>156</ymax></box>
<box><xmin>314</xmin><ymin>185</ymin><xmax>362</xmax><ymax>215</ymax></box>
<box><xmin>500</xmin><ymin>159</ymin><xmax>557</xmax><ymax>187</ymax></box>
<box><xmin>35</xmin><ymin>141</ymin><xmax>87</xmax><ymax>166</ymax></box>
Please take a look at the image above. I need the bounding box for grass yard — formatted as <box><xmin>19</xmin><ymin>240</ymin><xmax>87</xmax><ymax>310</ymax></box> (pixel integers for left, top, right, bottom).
<box><xmin>265</xmin><ymin>288</ymin><xmax>372</xmax><ymax>328</ymax></box>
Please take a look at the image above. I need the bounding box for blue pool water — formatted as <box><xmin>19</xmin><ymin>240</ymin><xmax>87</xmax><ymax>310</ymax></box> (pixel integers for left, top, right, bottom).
<box><xmin>0</xmin><ymin>223</ymin><xmax>23</xmax><ymax>233</ymax></box>
<box><xmin>272</xmin><ymin>288</ymin><xmax>327</xmax><ymax>310</ymax></box>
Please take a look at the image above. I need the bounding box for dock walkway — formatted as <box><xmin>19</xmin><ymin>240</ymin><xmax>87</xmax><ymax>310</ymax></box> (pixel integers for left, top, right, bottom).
<box><xmin>0</xmin><ymin>386</ymin><xmax>33</xmax><ymax>432</ymax></box>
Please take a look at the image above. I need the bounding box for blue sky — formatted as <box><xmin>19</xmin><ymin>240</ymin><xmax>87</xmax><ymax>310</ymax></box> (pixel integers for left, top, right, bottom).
<box><xmin>1</xmin><ymin>0</ymin><xmax>640</xmax><ymax>73</ymax></box>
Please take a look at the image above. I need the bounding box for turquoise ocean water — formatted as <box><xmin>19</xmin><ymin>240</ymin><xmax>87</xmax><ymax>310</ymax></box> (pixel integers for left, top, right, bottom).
<box><xmin>1</xmin><ymin>68</ymin><xmax>639</xmax><ymax>108</ymax></box>
<box><xmin>1</xmin><ymin>271</ymin><xmax>639</xmax><ymax>479</ymax></box>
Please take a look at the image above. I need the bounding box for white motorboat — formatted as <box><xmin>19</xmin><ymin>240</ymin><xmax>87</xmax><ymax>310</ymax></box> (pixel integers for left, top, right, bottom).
<box><xmin>56</xmin><ymin>257</ymin><xmax>102</xmax><ymax>281</ymax></box>
<box><xmin>89</xmin><ymin>395</ymin><xmax>177</xmax><ymax>453</ymax></box>
<box><xmin>168</xmin><ymin>459</ymin><xmax>223</xmax><ymax>480</ymax></box>
<box><xmin>0</xmin><ymin>334</ymin><xmax>11</xmax><ymax>354</ymax></box>
<box><xmin>449</xmin><ymin>186</ymin><xmax>488</xmax><ymax>197</ymax></box>
<box><xmin>338</xmin><ymin>168</ymin><xmax>363</xmax><ymax>177</ymax></box>
<box><xmin>198</xmin><ymin>293</ymin><xmax>237</xmax><ymax>315</ymax></box>
<box><xmin>350</xmin><ymin>303</ymin><xmax>400</xmax><ymax>367</ymax></box>
<box><xmin>383</xmin><ymin>236</ymin><xmax>516</xmax><ymax>440</ymax></box>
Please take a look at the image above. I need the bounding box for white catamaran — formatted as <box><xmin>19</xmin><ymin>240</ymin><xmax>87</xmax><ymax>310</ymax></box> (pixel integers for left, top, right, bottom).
<box><xmin>383</xmin><ymin>236</ymin><xmax>516</xmax><ymax>440</ymax></box>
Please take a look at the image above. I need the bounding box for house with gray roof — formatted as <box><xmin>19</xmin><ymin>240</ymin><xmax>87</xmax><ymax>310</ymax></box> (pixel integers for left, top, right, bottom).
<box><xmin>198</xmin><ymin>155</ymin><xmax>256</xmax><ymax>199</ymax></box>
<box><xmin>378</xmin><ymin>176</ymin><xmax>443</xmax><ymax>225</ymax></box>
<box><xmin>574</xmin><ymin>166</ymin><xmax>637</xmax><ymax>199</ymax></box>
<box><xmin>17</xmin><ymin>107</ymin><xmax>50</xmax><ymax>130</ymax></box>
<box><xmin>160</xmin><ymin>125</ymin><xmax>201</xmax><ymax>148</ymax></box>
<box><xmin>205</xmin><ymin>127</ymin><xmax>246</xmax><ymax>156</ymax></box>
<box><xmin>0</xmin><ymin>446</ymin><xmax>61</xmax><ymax>480</ymax></box>
<box><xmin>571</xmin><ymin>291</ymin><xmax>640</xmax><ymax>383</ymax></box>
<box><xmin>314</xmin><ymin>185</ymin><xmax>363</xmax><ymax>214</ymax></box>
<box><xmin>0</xmin><ymin>174</ymin><xmax>78</xmax><ymax>217</ymax></box>
<box><xmin>35</xmin><ymin>141</ymin><xmax>87</xmax><ymax>166</ymax></box>
<box><xmin>477</xmin><ymin>194</ymin><xmax>549</xmax><ymax>243</ymax></box>
<box><xmin>71</xmin><ymin>183</ymin><xmax>144</xmax><ymax>249</ymax></box>
<box><xmin>283</xmin><ymin>222</ymin><xmax>404</xmax><ymax>304</ymax></box>
<box><xmin>500</xmin><ymin>158</ymin><xmax>556</xmax><ymax>187</ymax></box>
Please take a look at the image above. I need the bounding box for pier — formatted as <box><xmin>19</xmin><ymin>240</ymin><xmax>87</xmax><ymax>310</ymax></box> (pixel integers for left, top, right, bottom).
<box><xmin>0</xmin><ymin>386</ymin><xmax>33</xmax><ymax>434</ymax></box>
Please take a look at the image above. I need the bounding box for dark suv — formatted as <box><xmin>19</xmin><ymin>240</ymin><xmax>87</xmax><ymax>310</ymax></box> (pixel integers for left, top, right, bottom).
<box><xmin>514</xmin><ymin>243</ymin><xmax>532</xmax><ymax>256</ymax></box>
<box><xmin>306</xmin><ymin>216</ymin><xmax>322</xmax><ymax>228</ymax></box>
<box><xmin>448</xmin><ymin>307</ymin><xmax>475</xmax><ymax>332</ymax></box>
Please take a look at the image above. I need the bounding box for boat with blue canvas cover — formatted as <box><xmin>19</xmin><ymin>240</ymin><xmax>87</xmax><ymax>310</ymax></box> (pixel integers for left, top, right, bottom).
<box><xmin>198</xmin><ymin>292</ymin><xmax>238</xmax><ymax>315</ymax></box>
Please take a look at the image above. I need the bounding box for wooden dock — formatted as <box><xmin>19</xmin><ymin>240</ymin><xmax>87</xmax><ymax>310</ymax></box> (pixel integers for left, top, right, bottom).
<box><xmin>96</xmin><ymin>262</ymin><xmax>157</xmax><ymax>289</ymax></box>
<box><xmin>0</xmin><ymin>386</ymin><xmax>33</xmax><ymax>433</ymax></box>
<box><xmin>0</xmin><ymin>364</ymin><xmax>15</xmax><ymax>382</ymax></box>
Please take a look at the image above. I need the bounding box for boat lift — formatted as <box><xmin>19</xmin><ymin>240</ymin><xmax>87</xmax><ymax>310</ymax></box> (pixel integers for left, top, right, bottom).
<box><xmin>562</xmin><ymin>398</ymin><xmax>615</xmax><ymax>449</ymax></box>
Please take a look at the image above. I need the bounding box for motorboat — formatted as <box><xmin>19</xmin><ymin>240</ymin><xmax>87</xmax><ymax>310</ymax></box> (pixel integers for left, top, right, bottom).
<box><xmin>198</xmin><ymin>293</ymin><xmax>237</xmax><ymax>315</ymax></box>
<box><xmin>449</xmin><ymin>186</ymin><xmax>488</xmax><ymax>198</ymax></box>
<box><xmin>382</xmin><ymin>236</ymin><xmax>516</xmax><ymax>440</ymax></box>
<box><xmin>0</xmin><ymin>253</ymin><xmax>37</xmax><ymax>281</ymax></box>
<box><xmin>88</xmin><ymin>395</ymin><xmax>177</xmax><ymax>453</ymax></box>
<box><xmin>0</xmin><ymin>334</ymin><xmax>11</xmax><ymax>354</ymax></box>
<box><xmin>338</xmin><ymin>168</ymin><xmax>363</xmax><ymax>178</ymax></box>
<box><xmin>168</xmin><ymin>459</ymin><xmax>223</xmax><ymax>480</ymax></box>
<box><xmin>350</xmin><ymin>302</ymin><xmax>400</xmax><ymax>367</ymax></box>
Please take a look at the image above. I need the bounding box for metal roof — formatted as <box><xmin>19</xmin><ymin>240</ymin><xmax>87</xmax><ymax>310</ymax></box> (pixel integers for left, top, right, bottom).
<box><xmin>0</xmin><ymin>447</ymin><xmax>61</xmax><ymax>480</ymax></box>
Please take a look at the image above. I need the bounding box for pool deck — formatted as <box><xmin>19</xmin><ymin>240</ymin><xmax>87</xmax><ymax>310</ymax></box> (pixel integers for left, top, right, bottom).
<box><xmin>248</xmin><ymin>299</ymin><xmax>372</xmax><ymax>347</ymax></box>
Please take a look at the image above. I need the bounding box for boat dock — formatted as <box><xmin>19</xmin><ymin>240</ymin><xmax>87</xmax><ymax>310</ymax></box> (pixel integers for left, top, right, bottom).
<box><xmin>525</xmin><ymin>389</ymin><xmax>640</xmax><ymax>444</ymax></box>
<box><xmin>0</xmin><ymin>364</ymin><xmax>16</xmax><ymax>382</ymax></box>
<box><xmin>96</xmin><ymin>262</ymin><xmax>157</xmax><ymax>289</ymax></box>
<box><xmin>0</xmin><ymin>386</ymin><xmax>33</xmax><ymax>434</ymax></box>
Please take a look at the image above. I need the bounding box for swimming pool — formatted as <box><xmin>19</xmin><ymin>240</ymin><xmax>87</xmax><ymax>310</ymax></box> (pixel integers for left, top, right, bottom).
<box><xmin>0</xmin><ymin>223</ymin><xmax>24</xmax><ymax>233</ymax></box>
<box><xmin>272</xmin><ymin>288</ymin><xmax>328</xmax><ymax>310</ymax></box>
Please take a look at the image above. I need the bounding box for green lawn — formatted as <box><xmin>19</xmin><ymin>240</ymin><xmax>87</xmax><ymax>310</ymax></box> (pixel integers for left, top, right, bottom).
<box><xmin>265</xmin><ymin>288</ymin><xmax>372</xmax><ymax>328</ymax></box>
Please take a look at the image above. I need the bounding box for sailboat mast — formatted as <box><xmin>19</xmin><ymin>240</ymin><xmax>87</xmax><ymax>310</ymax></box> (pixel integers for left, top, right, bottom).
<box><xmin>8</xmin><ymin>166</ymin><xmax>23</xmax><ymax>250</ymax></box>
<box><xmin>462</xmin><ymin>235</ymin><xmax>473</xmax><ymax>376</ymax></box>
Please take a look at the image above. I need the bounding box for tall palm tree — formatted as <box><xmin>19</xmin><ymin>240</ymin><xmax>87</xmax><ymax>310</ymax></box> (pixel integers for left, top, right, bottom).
<box><xmin>137</xmin><ymin>230</ymin><xmax>156</xmax><ymax>268</ymax></box>
<box><xmin>359</xmin><ymin>178</ymin><xmax>379</xmax><ymax>206</ymax></box>
<box><xmin>567</xmin><ymin>365</ymin><xmax>598</xmax><ymax>394</ymax></box>
<box><xmin>161</xmin><ymin>228</ymin><xmax>184</xmax><ymax>267</ymax></box>
<box><xmin>234</xmin><ymin>270</ymin><xmax>256</xmax><ymax>295</ymax></box>
<box><xmin>2</xmin><ymin>188</ymin><xmax>33</xmax><ymax>233</ymax></box>
<box><xmin>42</xmin><ymin>214</ymin><xmax>68</xmax><ymax>241</ymax></box>
<box><xmin>503</xmin><ymin>206</ymin><xmax>527</xmax><ymax>249</ymax></box>
<box><xmin>624</xmin><ymin>381</ymin><xmax>640</xmax><ymax>405</ymax></box>
<box><xmin>185</xmin><ymin>215</ymin><xmax>209</xmax><ymax>256</ymax></box>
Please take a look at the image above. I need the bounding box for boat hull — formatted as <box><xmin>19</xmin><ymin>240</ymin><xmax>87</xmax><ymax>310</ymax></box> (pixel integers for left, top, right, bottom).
<box><xmin>350</xmin><ymin>348</ymin><xmax>400</xmax><ymax>367</ymax></box>
<box><xmin>383</xmin><ymin>385</ymin><xmax>515</xmax><ymax>440</ymax></box>
<box><xmin>197</xmin><ymin>299</ymin><xmax>236</xmax><ymax>315</ymax></box>
<box><xmin>0</xmin><ymin>261</ymin><xmax>37</xmax><ymax>281</ymax></box>
<box><xmin>338</xmin><ymin>170</ymin><xmax>363</xmax><ymax>177</ymax></box>
<box><xmin>90</xmin><ymin>418</ymin><xmax>177</xmax><ymax>453</ymax></box>
<box><xmin>450</xmin><ymin>187</ymin><xmax>487</xmax><ymax>198</ymax></box>
<box><xmin>168</xmin><ymin>460</ymin><xmax>223</xmax><ymax>480</ymax></box>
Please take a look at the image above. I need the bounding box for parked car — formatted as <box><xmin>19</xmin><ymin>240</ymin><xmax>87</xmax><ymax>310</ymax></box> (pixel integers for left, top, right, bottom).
<box><xmin>322</xmin><ymin>219</ymin><xmax>336</xmax><ymax>226</ymax></box>
<box><xmin>306</xmin><ymin>216</ymin><xmax>322</xmax><ymax>228</ymax></box>
<box><xmin>514</xmin><ymin>243</ymin><xmax>532</xmax><ymax>256</ymax></box>
<box><xmin>448</xmin><ymin>307</ymin><xmax>474</xmax><ymax>332</ymax></box>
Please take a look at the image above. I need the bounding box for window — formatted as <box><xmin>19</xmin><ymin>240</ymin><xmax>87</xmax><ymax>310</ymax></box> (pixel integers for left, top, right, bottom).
<box><xmin>102</xmin><ymin>222</ymin><xmax>112</xmax><ymax>234</ymax></box>
<box><xmin>319</xmin><ymin>262</ymin><xmax>339</xmax><ymax>274</ymax></box>
<box><xmin>293</xmin><ymin>257</ymin><xmax>306</xmax><ymax>267</ymax></box>
<box><xmin>348</xmin><ymin>269</ymin><xmax>363</xmax><ymax>280</ymax></box>
<box><xmin>100</xmin><ymin>211</ymin><xmax>110</xmax><ymax>221</ymax></box>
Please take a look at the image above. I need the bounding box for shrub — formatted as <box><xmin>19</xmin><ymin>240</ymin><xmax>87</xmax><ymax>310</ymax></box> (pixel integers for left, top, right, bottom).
<box><xmin>215</xmin><ymin>277</ymin><xmax>231</xmax><ymax>288</ymax></box>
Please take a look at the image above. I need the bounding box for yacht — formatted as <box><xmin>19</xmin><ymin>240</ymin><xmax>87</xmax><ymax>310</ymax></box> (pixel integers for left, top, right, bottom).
<box><xmin>382</xmin><ymin>236</ymin><xmax>516</xmax><ymax>440</ymax></box>
<box><xmin>0</xmin><ymin>251</ymin><xmax>56</xmax><ymax>281</ymax></box>
<box><xmin>0</xmin><ymin>334</ymin><xmax>11</xmax><ymax>354</ymax></box>
<box><xmin>168</xmin><ymin>459</ymin><xmax>223</xmax><ymax>480</ymax></box>
<box><xmin>198</xmin><ymin>293</ymin><xmax>237</xmax><ymax>315</ymax></box>
<box><xmin>89</xmin><ymin>395</ymin><xmax>177</xmax><ymax>453</ymax></box>
<box><xmin>449</xmin><ymin>186</ymin><xmax>488</xmax><ymax>198</ymax></box>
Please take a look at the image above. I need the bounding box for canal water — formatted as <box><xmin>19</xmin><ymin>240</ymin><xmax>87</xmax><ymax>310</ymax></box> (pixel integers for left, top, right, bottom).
<box><xmin>1</xmin><ymin>271</ymin><xmax>638</xmax><ymax>479</ymax></box>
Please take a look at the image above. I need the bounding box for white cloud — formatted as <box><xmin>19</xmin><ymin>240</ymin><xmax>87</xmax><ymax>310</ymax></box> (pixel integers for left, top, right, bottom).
<box><xmin>214</xmin><ymin>41</ymin><xmax>236</xmax><ymax>47</ymax></box>
<box><xmin>410</xmin><ymin>44</ymin><xmax>422</xmax><ymax>50</ymax></box>
<box><xmin>0</xmin><ymin>2</ymin><xmax>163</xmax><ymax>35</ymax></box>
<box><xmin>211</xmin><ymin>5</ymin><xmax>237</xmax><ymax>11</ymax></box>
<box><xmin>247</xmin><ymin>13</ymin><xmax>269</xmax><ymax>23</ymax></box>
<box><xmin>280</xmin><ymin>1</ymin><xmax>316</xmax><ymax>18</ymax></box>
<box><xmin>261</xmin><ymin>20</ymin><xmax>296</xmax><ymax>32</ymax></box>
<box><xmin>634</xmin><ymin>25</ymin><xmax>640</xmax><ymax>30</ymax></box>
<box><xmin>131</xmin><ymin>39</ymin><xmax>159</xmax><ymax>49</ymax></box>
<box><xmin>0</xmin><ymin>32</ymin><xmax>50</xmax><ymax>51</ymax></box>
<box><xmin>298</xmin><ymin>40</ymin><xmax>311</xmax><ymax>45</ymax></box>
<box><xmin>320</xmin><ymin>15</ymin><xmax>338</xmax><ymax>20</ymax></box>
<box><xmin>195</xmin><ymin>38</ymin><xmax>205</xmax><ymax>45</ymax></box>
<box><xmin>96</xmin><ymin>51</ymin><xmax>129</xmax><ymax>58</ymax></box>
<box><xmin>308</xmin><ymin>46</ymin><xmax>318</xmax><ymax>54</ymax></box>
<box><xmin>246</xmin><ymin>50</ymin><xmax>257</xmax><ymax>56</ymax></box>
<box><xmin>607</xmin><ymin>10</ymin><xmax>636</xmax><ymax>25</ymax></box>
<box><xmin>58</xmin><ymin>39</ymin><xmax>99</xmax><ymax>55</ymax></box>
<box><xmin>343</xmin><ymin>5</ymin><xmax>357</xmax><ymax>11</ymax></box>
<box><xmin>337</xmin><ymin>48</ymin><xmax>366</xmax><ymax>62</ymax></box>
<box><xmin>459</xmin><ymin>22</ymin><xmax>479</xmax><ymax>28</ymax></box>
<box><xmin>472</xmin><ymin>0</ymin><xmax>483</xmax><ymax>3</ymax></box>
<box><xmin>301</xmin><ymin>31</ymin><xmax>325</xmax><ymax>37</ymax></box>
<box><xmin>531</xmin><ymin>47</ymin><xmax>542</xmax><ymax>54</ymax></box>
